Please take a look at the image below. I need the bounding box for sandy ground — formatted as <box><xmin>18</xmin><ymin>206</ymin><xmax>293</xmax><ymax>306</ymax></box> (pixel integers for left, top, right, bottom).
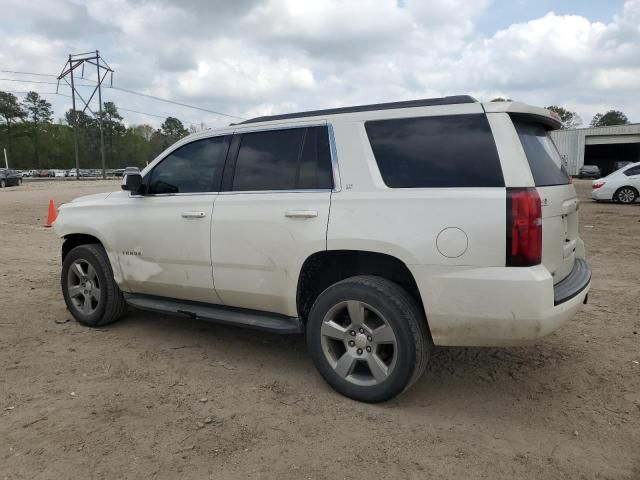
<box><xmin>1</xmin><ymin>179</ymin><xmax>639</xmax><ymax>479</ymax></box>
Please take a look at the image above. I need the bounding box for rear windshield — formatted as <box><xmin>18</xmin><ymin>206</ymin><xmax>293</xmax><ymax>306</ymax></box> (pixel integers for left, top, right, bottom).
<box><xmin>513</xmin><ymin>119</ymin><xmax>569</xmax><ymax>186</ymax></box>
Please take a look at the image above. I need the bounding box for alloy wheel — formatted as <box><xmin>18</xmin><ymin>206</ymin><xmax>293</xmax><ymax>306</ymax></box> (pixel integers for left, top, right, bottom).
<box><xmin>618</xmin><ymin>188</ymin><xmax>636</xmax><ymax>203</ymax></box>
<box><xmin>66</xmin><ymin>259</ymin><xmax>101</xmax><ymax>315</ymax></box>
<box><xmin>320</xmin><ymin>300</ymin><xmax>398</xmax><ymax>386</ymax></box>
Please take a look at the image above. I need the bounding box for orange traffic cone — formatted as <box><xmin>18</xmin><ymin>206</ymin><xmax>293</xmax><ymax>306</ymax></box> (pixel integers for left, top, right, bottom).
<box><xmin>45</xmin><ymin>199</ymin><xmax>57</xmax><ymax>228</ymax></box>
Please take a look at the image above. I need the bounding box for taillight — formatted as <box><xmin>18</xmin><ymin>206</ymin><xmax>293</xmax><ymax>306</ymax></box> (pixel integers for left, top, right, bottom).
<box><xmin>506</xmin><ymin>188</ymin><xmax>542</xmax><ymax>267</ymax></box>
<box><xmin>592</xmin><ymin>182</ymin><xmax>605</xmax><ymax>189</ymax></box>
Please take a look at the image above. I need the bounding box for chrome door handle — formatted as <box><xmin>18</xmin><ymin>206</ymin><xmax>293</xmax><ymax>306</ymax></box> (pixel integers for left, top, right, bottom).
<box><xmin>181</xmin><ymin>211</ymin><xmax>206</xmax><ymax>218</ymax></box>
<box><xmin>285</xmin><ymin>210</ymin><xmax>318</xmax><ymax>218</ymax></box>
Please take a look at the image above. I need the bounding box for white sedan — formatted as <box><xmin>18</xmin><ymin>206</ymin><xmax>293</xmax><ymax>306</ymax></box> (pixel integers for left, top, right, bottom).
<box><xmin>592</xmin><ymin>162</ymin><xmax>640</xmax><ymax>204</ymax></box>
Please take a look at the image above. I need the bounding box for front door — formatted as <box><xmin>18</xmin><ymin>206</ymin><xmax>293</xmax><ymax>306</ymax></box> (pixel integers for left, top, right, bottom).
<box><xmin>212</xmin><ymin>125</ymin><xmax>334</xmax><ymax>317</ymax></box>
<box><xmin>111</xmin><ymin>135</ymin><xmax>230</xmax><ymax>304</ymax></box>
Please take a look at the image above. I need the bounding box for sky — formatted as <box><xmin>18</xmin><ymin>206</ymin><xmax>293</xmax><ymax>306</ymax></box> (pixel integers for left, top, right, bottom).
<box><xmin>0</xmin><ymin>0</ymin><xmax>638</xmax><ymax>129</ymax></box>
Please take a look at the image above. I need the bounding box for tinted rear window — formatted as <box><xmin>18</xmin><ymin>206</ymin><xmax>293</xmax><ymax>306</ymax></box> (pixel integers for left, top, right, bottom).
<box><xmin>365</xmin><ymin>114</ymin><xmax>504</xmax><ymax>188</ymax></box>
<box><xmin>513</xmin><ymin>120</ymin><xmax>569</xmax><ymax>186</ymax></box>
<box><xmin>232</xmin><ymin>126</ymin><xmax>333</xmax><ymax>191</ymax></box>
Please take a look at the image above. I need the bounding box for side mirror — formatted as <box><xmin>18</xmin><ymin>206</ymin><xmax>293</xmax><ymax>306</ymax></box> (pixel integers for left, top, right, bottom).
<box><xmin>121</xmin><ymin>172</ymin><xmax>143</xmax><ymax>193</ymax></box>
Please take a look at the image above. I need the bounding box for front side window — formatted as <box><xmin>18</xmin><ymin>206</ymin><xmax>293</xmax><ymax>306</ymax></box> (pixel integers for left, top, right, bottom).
<box><xmin>365</xmin><ymin>114</ymin><xmax>504</xmax><ymax>188</ymax></box>
<box><xmin>232</xmin><ymin>126</ymin><xmax>333</xmax><ymax>191</ymax></box>
<box><xmin>147</xmin><ymin>136</ymin><xmax>229</xmax><ymax>194</ymax></box>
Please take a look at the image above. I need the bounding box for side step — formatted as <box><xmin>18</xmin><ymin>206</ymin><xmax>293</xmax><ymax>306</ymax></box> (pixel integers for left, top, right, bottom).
<box><xmin>124</xmin><ymin>293</ymin><xmax>303</xmax><ymax>334</ymax></box>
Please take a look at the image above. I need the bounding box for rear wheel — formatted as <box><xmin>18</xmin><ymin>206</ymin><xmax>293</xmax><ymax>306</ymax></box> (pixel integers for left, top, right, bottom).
<box><xmin>0</xmin><ymin>179</ymin><xmax>5</xmax><ymax>188</ymax></box>
<box><xmin>306</xmin><ymin>275</ymin><xmax>430</xmax><ymax>403</ymax></box>
<box><xmin>61</xmin><ymin>244</ymin><xmax>127</xmax><ymax>327</ymax></box>
<box><xmin>615</xmin><ymin>187</ymin><xmax>638</xmax><ymax>204</ymax></box>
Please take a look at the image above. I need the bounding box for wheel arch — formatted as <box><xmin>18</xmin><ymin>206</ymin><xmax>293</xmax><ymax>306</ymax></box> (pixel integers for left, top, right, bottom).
<box><xmin>61</xmin><ymin>233</ymin><xmax>103</xmax><ymax>263</ymax></box>
<box><xmin>296</xmin><ymin>249</ymin><xmax>429</xmax><ymax>331</ymax></box>
<box><xmin>614</xmin><ymin>185</ymin><xmax>639</xmax><ymax>200</ymax></box>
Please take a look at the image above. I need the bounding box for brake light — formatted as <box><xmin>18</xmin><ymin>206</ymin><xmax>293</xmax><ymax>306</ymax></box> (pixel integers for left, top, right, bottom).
<box><xmin>592</xmin><ymin>182</ymin><xmax>605</xmax><ymax>189</ymax></box>
<box><xmin>506</xmin><ymin>188</ymin><xmax>542</xmax><ymax>267</ymax></box>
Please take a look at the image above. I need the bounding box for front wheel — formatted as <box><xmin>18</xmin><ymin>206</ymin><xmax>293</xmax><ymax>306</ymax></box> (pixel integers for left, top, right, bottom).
<box><xmin>0</xmin><ymin>179</ymin><xmax>5</xmax><ymax>188</ymax></box>
<box><xmin>61</xmin><ymin>244</ymin><xmax>127</xmax><ymax>327</ymax></box>
<box><xmin>306</xmin><ymin>276</ymin><xmax>430</xmax><ymax>403</ymax></box>
<box><xmin>615</xmin><ymin>187</ymin><xmax>638</xmax><ymax>204</ymax></box>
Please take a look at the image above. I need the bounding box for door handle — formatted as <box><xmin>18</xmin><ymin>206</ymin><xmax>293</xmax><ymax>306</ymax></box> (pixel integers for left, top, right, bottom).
<box><xmin>181</xmin><ymin>211</ymin><xmax>206</xmax><ymax>219</ymax></box>
<box><xmin>285</xmin><ymin>210</ymin><xmax>318</xmax><ymax>218</ymax></box>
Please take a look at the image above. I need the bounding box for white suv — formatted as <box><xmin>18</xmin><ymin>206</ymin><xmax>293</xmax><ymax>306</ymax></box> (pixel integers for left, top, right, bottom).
<box><xmin>54</xmin><ymin>96</ymin><xmax>591</xmax><ymax>402</ymax></box>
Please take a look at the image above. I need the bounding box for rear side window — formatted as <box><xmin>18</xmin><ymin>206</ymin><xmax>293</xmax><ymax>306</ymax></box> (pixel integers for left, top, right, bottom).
<box><xmin>232</xmin><ymin>126</ymin><xmax>333</xmax><ymax>191</ymax></box>
<box><xmin>513</xmin><ymin>120</ymin><xmax>569</xmax><ymax>186</ymax></box>
<box><xmin>365</xmin><ymin>114</ymin><xmax>504</xmax><ymax>188</ymax></box>
<box><xmin>623</xmin><ymin>165</ymin><xmax>640</xmax><ymax>176</ymax></box>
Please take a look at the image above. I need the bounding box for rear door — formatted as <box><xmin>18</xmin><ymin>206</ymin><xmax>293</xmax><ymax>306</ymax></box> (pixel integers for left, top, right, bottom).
<box><xmin>513</xmin><ymin>120</ymin><xmax>578</xmax><ymax>283</ymax></box>
<box><xmin>622</xmin><ymin>165</ymin><xmax>640</xmax><ymax>191</ymax></box>
<box><xmin>211</xmin><ymin>124</ymin><xmax>334</xmax><ymax>317</ymax></box>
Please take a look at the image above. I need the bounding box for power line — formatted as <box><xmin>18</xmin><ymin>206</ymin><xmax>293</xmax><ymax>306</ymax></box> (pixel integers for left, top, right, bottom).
<box><xmin>4</xmin><ymin>89</ymin><xmax>203</xmax><ymax>126</ymax></box>
<box><xmin>0</xmin><ymin>69</ymin><xmax>57</xmax><ymax>77</ymax></box>
<box><xmin>0</xmin><ymin>77</ymin><xmax>96</xmax><ymax>87</ymax></box>
<box><xmin>109</xmin><ymin>86</ymin><xmax>244</xmax><ymax>120</ymax></box>
<box><xmin>0</xmin><ymin>68</ymin><xmax>243</xmax><ymax>120</ymax></box>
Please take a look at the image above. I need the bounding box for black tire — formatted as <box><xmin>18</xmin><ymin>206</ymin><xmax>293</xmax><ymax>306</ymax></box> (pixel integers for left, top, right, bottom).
<box><xmin>61</xmin><ymin>244</ymin><xmax>127</xmax><ymax>327</ymax></box>
<box><xmin>615</xmin><ymin>186</ymin><xmax>638</xmax><ymax>204</ymax></box>
<box><xmin>306</xmin><ymin>275</ymin><xmax>430</xmax><ymax>403</ymax></box>
<box><xmin>0</xmin><ymin>179</ymin><xmax>5</xmax><ymax>188</ymax></box>
<box><xmin>18</xmin><ymin>178</ymin><xmax>22</xmax><ymax>186</ymax></box>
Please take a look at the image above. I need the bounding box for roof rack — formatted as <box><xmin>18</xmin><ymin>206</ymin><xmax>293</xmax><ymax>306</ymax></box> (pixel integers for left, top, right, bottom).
<box><xmin>240</xmin><ymin>95</ymin><xmax>477</xmax><ymax>124</ymax></box>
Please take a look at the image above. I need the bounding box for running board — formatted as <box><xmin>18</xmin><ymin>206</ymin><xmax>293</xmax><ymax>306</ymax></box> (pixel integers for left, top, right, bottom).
<box><xmin>124</xmin><ymin>293</ymin><xmax>303</xmax><ymax>334</ymax></box>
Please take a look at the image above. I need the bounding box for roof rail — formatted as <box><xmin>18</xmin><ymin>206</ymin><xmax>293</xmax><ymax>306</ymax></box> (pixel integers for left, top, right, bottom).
<box><xmin>239</xmin><ymin>95</ymin><xmax>477</xmax><ymax>124</ymax></box>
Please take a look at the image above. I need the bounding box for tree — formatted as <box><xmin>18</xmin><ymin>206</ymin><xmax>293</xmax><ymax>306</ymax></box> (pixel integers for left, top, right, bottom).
<box><xmin>0</xmin><ymin>91</ymin><xmax>26</xmax><ymax>155</ymax></box>
<box><xmin>590</xmin><ymin>110</ymin><xmax>630</xmax><ymax>128</ymax></box>
<box><xmin>157</xmin><ymin>116</ymin><xmax>189</xmax><ymax>149</ymax></box>
<box><xmin>545</xmin><ymin>105</ymin><xmax>582</xmax><ymax>129</ymax></box>
<box><xmin>98</xmin><ymin>102</ymin><xmax>125</xmax><ymax>165</ymax></box>
<box><xmin>490</xmin><ymin>97</ymin><xmax>512</xmax><ymax>102</ymax></box>
<box><xmin>22</xmin><ymin>91</ymin><xmax>53</xmax><ymax>167</ymax></box>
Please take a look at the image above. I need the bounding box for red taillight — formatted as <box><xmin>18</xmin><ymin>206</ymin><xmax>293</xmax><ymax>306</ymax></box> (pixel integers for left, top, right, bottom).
<box><xmin>506</xmin><ymin>188</ymin><xmax>542</xmax><ymax>267</ymax></box>
<box><xmin>592</xmin><ymin>182</ymin><xmax>605</xmax><ymax>189</ymax></box>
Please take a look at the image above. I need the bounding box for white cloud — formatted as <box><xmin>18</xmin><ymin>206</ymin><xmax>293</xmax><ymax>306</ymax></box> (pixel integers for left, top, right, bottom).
<box><xmin>0</xmin><ymin>0</ymin><xmax>638</xmax><ymax>128</ymax></box>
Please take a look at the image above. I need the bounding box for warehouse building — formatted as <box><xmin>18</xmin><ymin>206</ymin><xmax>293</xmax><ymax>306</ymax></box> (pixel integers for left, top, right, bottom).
<box><xmin>550</xmin><ymin>123</ymin><xmax>640</xmax><ymax>176</ymax></box>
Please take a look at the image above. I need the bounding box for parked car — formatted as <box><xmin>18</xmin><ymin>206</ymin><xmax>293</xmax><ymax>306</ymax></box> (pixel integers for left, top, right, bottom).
<box><xmin>54</xmin><ymin>96</ymin><xmax>591</xmax><ymax>402</ymax></box>
<box><xmin>54</xmin><ymin>170</ymin><xmax>66</xmax><ymax>178</ymax></box>
<box><xmin>592</xmin><ymin>161</ymin><xmax>640</xmax><ymax>203</ymax></box>
<box><xmin>0</xmin><ymin>168</ymin><xmax>22</xmax><ymax>187</ymax></box>
<box><xmin>578</xmin><ymin>165</ymin><xmax>601</xmax><ymax>179</ymax></box>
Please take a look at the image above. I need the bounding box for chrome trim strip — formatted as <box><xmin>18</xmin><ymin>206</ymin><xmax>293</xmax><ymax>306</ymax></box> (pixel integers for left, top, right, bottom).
<box><xmin>327</xmin><ymin>122</ymin><xmax>341</xmax><ymax>192</ymax></box>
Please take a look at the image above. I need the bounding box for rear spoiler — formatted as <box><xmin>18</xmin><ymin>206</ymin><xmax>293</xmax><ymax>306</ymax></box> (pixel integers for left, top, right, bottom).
<box><xmin>482</xmin><ymin>102</ymin><xmax>562</xmax><ymax>130</ymax></box>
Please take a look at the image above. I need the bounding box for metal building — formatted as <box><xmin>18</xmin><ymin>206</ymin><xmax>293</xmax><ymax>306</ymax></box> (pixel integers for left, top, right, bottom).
<box><xmin>551</xmin><ymin>123</ymin><xmax>640</xmax><ymax>176</ymax></box>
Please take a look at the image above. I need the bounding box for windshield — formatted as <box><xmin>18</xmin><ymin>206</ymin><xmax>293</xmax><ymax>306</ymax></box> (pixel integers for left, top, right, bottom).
<box><xmin>513</xmin><ymin>119</ymin><xmax>570</xmax><ymax>186</ymax></box>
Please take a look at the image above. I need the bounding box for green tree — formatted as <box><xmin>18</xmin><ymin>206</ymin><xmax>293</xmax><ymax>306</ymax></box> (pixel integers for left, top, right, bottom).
<box><xmin>545</xmin><ymin>105</ymin><xmax>582</xmax><ymax>129</ymax></box>
<box><xmin>490</xmin><ymin>97</ymin><xmax>512</xmax><ymax>102</ymax></box>
<box><xmin>0</xmin><ymin>91</ymin><xmax>26</xmax><ymax>155</ymax></box>
<box><xmin>22</xmin><ymin>91</ymin><xmax>54</xmax><ymax>167</ymax></box>
<box><xmin>590</xmin><ymin>110</ymin><xmax>630</xmax><ymax>127</ymax></box>
<box><xmin>160</xmin><ymin>116</ymin><xmax>189</xmax><ymax>144</ymax></box>
<box><xmin>99</xmin><ymin>102</ymin><xmax>125</xmax><ymax>165</ymax></box>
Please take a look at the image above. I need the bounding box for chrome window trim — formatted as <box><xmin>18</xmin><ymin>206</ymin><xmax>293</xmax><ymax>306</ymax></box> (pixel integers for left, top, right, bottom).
<box><xmin>217</xmin><ymin>189</ymin><xmax>332</xmax><ymax>196</ymax></box>
<box><xmin>139</xmin><ymin>120</ymin><xmax>342</xmax><ymax>196</ymax></box>
<box><xmin>327</xmin><ymin>122</ymin><xmax>341</xmax><ymax>192</ymax></box>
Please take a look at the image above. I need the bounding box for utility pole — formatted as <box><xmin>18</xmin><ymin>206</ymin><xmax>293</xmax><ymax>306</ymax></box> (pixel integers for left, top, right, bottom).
<box><xmin>57</xmin><ymin>51</ymin><xmax>113</xmax><ymax>179</ymax></box>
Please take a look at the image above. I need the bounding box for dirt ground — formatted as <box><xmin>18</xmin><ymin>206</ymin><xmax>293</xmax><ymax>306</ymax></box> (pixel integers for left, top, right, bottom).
<box><xmin>1</xmin><ymin>179</ymin><xmax>638</xmax><ymax>479</ymax></box>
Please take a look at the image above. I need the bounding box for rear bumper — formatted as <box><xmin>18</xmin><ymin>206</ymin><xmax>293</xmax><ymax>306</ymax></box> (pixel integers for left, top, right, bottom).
<box><xmin>554</xmin><ymin>259</ymin><xmax>591</xmax><ymax>305</ymax></box>
<box><xmin>410</xmin><ymin>260</ymin><xmax>591</xmax><ymax>347</ymax></box>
